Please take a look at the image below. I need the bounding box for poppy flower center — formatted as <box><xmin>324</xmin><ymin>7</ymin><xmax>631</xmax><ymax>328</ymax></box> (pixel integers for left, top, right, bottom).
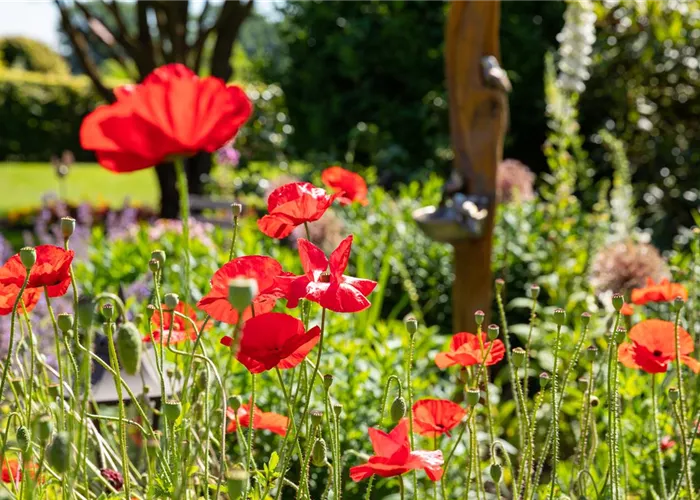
<box><xmin>653</xmin><ymin>350</ymin><xmax>662</xmax><ymax>357</ymax></box>
<box><xmin>319</xmin><ymin>272</ymin><xmax>331</xmax><ymax>283</ymax></box>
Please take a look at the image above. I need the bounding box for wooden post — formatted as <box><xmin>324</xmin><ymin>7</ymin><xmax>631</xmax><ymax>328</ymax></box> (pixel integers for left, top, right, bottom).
<box><xmin>445</xmin><ymin>1</ymin><xmax>509</xmax><ymax>332</ymax></box>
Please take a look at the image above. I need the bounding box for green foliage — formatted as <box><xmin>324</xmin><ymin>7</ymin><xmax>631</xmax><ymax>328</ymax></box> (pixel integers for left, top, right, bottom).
<box><xmin>0</xmin><ymin>36</ymin><xmax>70</xmax><ymax>74</ymax></box>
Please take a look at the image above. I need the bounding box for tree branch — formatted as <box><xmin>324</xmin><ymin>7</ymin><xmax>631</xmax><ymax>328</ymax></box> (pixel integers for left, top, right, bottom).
<box><xmin>209</xmin><ymin>0</ymin><xmax>254</xmax><ymax>81</ymax></box>
<box><xmin>55</xmin><ymin>0</ymin><xmax>115</xmax><ymax>103</ymax></box>
<box><xmin>136</xmin><ymin>0</ymin><xmax>158</xmax><ymax>76</ymax></box>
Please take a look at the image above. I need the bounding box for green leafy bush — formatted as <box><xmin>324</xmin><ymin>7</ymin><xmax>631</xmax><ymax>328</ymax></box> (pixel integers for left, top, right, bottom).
<box><xmin>0</xmin><ymin>36</ymin><xmax>70</xmax><ymax>74</ymax></box>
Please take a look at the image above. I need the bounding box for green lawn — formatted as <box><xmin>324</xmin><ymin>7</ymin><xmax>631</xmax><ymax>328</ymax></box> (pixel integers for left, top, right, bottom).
<box><xmin>0</xmin><ymin>162</ymin><xmax>158</xmax><ymax>214</ymax></box>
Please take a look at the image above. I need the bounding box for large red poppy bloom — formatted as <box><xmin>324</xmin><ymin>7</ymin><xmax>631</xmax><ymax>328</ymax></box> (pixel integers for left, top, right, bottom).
<box><xmin>146</xmin><ymin>302</ymin><xmax>206</xmax><ymax>344</ymax></box>
<box><xmin>631</xmin><ymin>278</ymin><xmax>688</xmax><ymax>305</ymax></box>
<box><xmin>618</xmin><ymin>319</ymin><xmax>700</xmax><ymax>374</ymax></box>
<box><xmin>232</xmin><ymin>312</ymin><xmax>321</xmax><ymax>374</ymax></box>
<box><xmin>0</xmin><ymin>245</ymin><xmax>73</xmax><ymax>298</ymax></box>
<box><xmin>349</xmin><ymin>419</ymin><xmax>444</xmax><ymax>482</ymax></box>
<box><xmin>0</xmin><ymin>283</ymin><xmax>41</xmax><ymax>316</ymax></box>
<box><xmin>321</xmin><ymin>166</ymin><xmax>368</xmax><ymax>206</ymax></box>
<box><xmin>197</xmin><ymin>256</ymin><xmax>292</xmax><ymax>325</ymax></box>
<box><xmin>435</xmin><ymin>332</ymin><xmax>505</xmax><ymax>369</ymax></box>
<box><xmin>257</xmin><ymin>182</ymin><xmax>339</xmax><ymax>239</ymax></box>
<box><xmin>2</xmin><ymin>458</ymin><xmax>22</xmax><ymax>483</ymax></box>
<box><xmin>282</xmin><ymin>235</ymin><xmax>377</xmax><ymax>313</ymax></box>
<box><xmin>226</xmin><ymin>403</ymin><xmax>288</xmax><ymax>436</ymax></box>
<box><xmin>412</xmin><ymin>399</ymin><xmax>468</xmax><ymax>438</ymax></box>
<box><xmin>80</xmin><ymin>64</ymin><xmax>252</xmax><ymax>173</ymax></box>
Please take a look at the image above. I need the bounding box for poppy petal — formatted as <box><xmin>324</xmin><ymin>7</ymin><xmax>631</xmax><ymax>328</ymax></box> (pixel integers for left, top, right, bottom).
<box><xmin>329</xmin><ymin>235</ymin><xmax>353</xmax><ymax>279</ymax></box>
<box><xmin>319</xmin><ymin>283</ymin><xmax>371</xmax><ymax>313</ymax></box>
<box><xmin>297</xmin><ymin>239</ymin><xmax>329</xmax><ymax>280</ymax></box>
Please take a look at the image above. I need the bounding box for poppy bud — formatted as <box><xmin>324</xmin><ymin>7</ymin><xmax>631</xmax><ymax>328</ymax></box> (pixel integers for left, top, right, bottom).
<box><xmin>310</xmin><ymin>410</ymin><xmax>324</xmax><ymax>427</ymax></box>
<box><xmin>553</xmin><ymin>308</ymin><xmax>566</xmax><ymax>326</ymax></box>
<box><xmin>668</xmin><ymin>387</ymin><xmax>679</xmax><ymax>403</ymax></box>
<box><xmin>102</xmin><ymin>303</ymin><xmax>114</xmax><ymax>321</ymax></box>
<box><xmin>332</xmin><ymin>403</ymin><xmax>343</xmax><ymax>418</ymax></box>
<box><xmin>228</xmin><ymin>278</ymin><xmax>258</xmax><ymax>312</ymax></box>
<box><xmin>60</xmin><ymin>217</ymin><xmax>76</xmax><ymax>239</ymax></box>
<box><xmin>405</xmin><ymin>317</ymin><xmax>418</xmax><ymax>335</ymax></box>
<box><xmin>490</xmin><ymin>463</ymin><xmax>502</xmax><ymax>483</ymax></box>
<box><xmin>19</xmin><ymin>247</ymin><xmax>36</xmax><ymax>270</ymax></box>
<box><xmin>586</xmin><ymin>345</ymin><xmax>598</xmax><ymax>361</ymax></box>
<box><xmin>495</xmin><ymin>278</ymin><xmax>505</xmax><ymax>294</ymax></box>
<box><xmin>77</xmin><ymin>295</ymin><xmax>95</xmax><ymax>329</ymax></box>
<box><xmin>47</xmin><ymin>431</ymin><xmax>71</xmax><ymax>473</ymax></box>
<box><xmin>164</xmin><ymin>293</ymin><xmax>179</xmax><ymax>310</ymax></box>
<box><xmin>466</xmin><ymin>388</ymin><xmax>480</xmax><ymax>406</ymax></box>
<box><xmin>474</xmin><ymin>310</ymin><xmax>485</xmax><ymax>327</ymax></box>
<box><xmin>589</xmin><ymin>395</ymin><xmax>600</xmax><ymax>407</ymax></box>
<box><xmin>512</xmin><ymin>347</ymin><xmax>526</xmax><ymax>368</ymax></box>
<box><xmin>673</xmin><ymin>296</ymin><xmax>685</xmax><ymax>312</ymax></box>
<box><xmin>390</xmin><ymin>396</ymin><xmax>406</xmax><ymax>422</ymax></box>
<box><xmin>16</xmin><ymin>426</ymin><xmax>31</xmax><ymax>452</ymax></box>
<box><xmin>100</xmin><ymin>468</ymin><xmax>124</xmax><ymax>491</ymax></box>
<box><xmin>146</xmin><ymin>304</ymin><xmax>156</xmax><ymax>320</ymax></box>
<box><xmin>612</xmin><ymin>293</ymin><xmax>624</xmax><ymax>312</ymax></box>
<box><xmin>151</xmin><ymin>250</ymin><xmax>166</xmax><ymax>267</ymax></box>
<box><xmin>116</xmin><ymin>322</ymin><xmax>142</xmax><ymax>375</ymax></box>
<box><xmin>539</xmin><ymin>372</ymin><xmax>550</xmax><ymax>390</ymax></box>
<box><xmin>487</xmin><ymin>324</ymin><xmax>499</xmax><ymax>340</ymax></box>
<box><xmin>232</xmin><ymin>203</ymin><xmax>243</xmax><ymax>218</ymax></box>
<box><xmin>163</xmin><ymin>400</ymin><xmax>182</xmax><ymax>421</ymax></box>
<box><xmin>57</xmin><ymin>313</ymin><xmax>73</xmax><ymax>334</ymax></box>
<box><xmin>528</xmin><ymin>284</ymin><xmax>540</xmax><ymax>299</ymax></box>
<box><xmin>229</xmin><ymin>395</ymin><xmax>242</xmax><ymax>411</ymax></box>
<box><xmin>148</xmin><ymin>258</ymin><xmax>160</xmax><ymax>273</ymax></box>
<box><xmin>33</xmin><ymin>414</ymin><xmax>53</xmax><ymax>443</ymax></box>
<box><xmin>614</xmin><ymin>327</ymin><xmax>626</xmax><ymax>344</ymax></box>
<box><xmin>142</xmin><ymin>385</ymin><xmax>150</xmax><ymax>395</ymax></box>
<box><xmin>581</xmin><ymin>312</ymin><xmax>591</xmax><ymax>327</ymax></box>
<box><xmin>312</xmin><ymin>438</ymin><xmax>327</xmax><ymax>467</ymax></box>
<box><xmin>226</xmin><ymin>468</ymin><xmax>248</xmax><ymax>499</ymax></box>
<box><xmin>323</xmin><ymin>374</ymin><xmax>333</xmax><ymax>391</ymax></box>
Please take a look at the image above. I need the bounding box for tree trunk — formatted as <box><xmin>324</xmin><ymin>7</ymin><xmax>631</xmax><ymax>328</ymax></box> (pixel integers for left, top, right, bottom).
<box><xmin>155</xmin><ymin>163</ymin><xmax>179</xmax><ymax>219</ymax></box>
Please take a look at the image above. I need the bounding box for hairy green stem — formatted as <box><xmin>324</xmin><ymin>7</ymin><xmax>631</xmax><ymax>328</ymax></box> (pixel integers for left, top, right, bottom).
<box><xmin>651</xmin><ymin>374</ymin><xmax>669</xmax><ymax>500</ymax></box>
<box><xmin>406</xmin><ymin>330</ymin><xmax>418</xmax><ymax>497</ymax></box>
<box><xmin>548</xmin><ymin>323</ymin><xmax>563</xmax><ymax>500</ymax></box>
<box><xmin>673</xmin><ymin>309</ymin><xmax>694</xmax><ymax>499</ymax></box>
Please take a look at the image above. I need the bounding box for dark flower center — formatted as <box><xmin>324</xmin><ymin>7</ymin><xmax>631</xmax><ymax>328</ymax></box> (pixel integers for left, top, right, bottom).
<box><xmin>319</xmin><ymin>272</ymin><xmax>331</xmax><ymax>283</ymax></box>
<box><xmin>653</xmin><ymin>350</ymin><xmax>662</xmax><ymax>357</ymax></box>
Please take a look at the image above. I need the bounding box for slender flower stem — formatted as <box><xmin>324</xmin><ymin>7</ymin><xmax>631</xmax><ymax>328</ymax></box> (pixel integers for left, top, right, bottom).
<box><xmin>228</xmin><ymin>213</ymin><xmax>239</xmax><ymax>261</ymax></box>
<box><xmin>174</xmin><ymin>157</ymin><xmax>191</xmax><ymax>305</ymax></box>
<box><xmin>44</xmin><ymin>290</ymin><xmax>67</xmax><ymax>429</ymax></box>
<box><xmin>442</xmin><ymin>414</ymin><xmax>470</xmax><ymax>499</ymax></box>
<box><xmin>606</xmin><ymin>313</ymin><xmax>621</xmax><ymax>500</ymax></box>
<box><xmin>672</xmin><ymin>308</ymin><xmax>694</xmax><ymax>499</ymax></box>
<box><xmin>103</xmin><ymin>319</ymin><xmax>131</xmax><ymax>498</ymax></box>
<box><xmin>522</xmin><ymin>391</ymin><xmax>544</xmax><ymax>499</ymax></box>
<box><xmin>522</xmin><ymin>295</ymin><xmax>538</xmax><ymax>402</ymax></box>
<box><xmin>548</xmin><ymin>323</ymin><xmax>563</xmax><ymax>500</ymax></box>
<box><xmin>406</xmin><ymin>330</ymin><xmax>418</xmax><ymax>496</ymax></box>
<box><xmin>246</xmin><ymin>373</ymin><xmax>257</xmax><ymax>495</ymax></box>
<box><xmin>650</xmin><ymin>374</ymin><xmax>669</xmax><ymax>500</ymax></box>
<box><xmin>399</xmin><ymin>476</ymin><xmax>406</xmax><ymax>500</ymax></box>
<box><xmin>575</xmin><ymin>363</ymin><xmax>595</xmax><ymax>485</ymax></box>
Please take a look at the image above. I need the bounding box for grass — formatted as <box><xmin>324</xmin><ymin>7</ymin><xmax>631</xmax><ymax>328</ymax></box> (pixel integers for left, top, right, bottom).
<box><xmin>0</xmin><ymin>162</ymin><xmax>158</xmax><ymax>214</ymax></box>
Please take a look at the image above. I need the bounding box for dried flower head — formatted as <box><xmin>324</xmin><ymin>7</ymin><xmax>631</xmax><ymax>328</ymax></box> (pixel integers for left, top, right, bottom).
<box><xmin>496</xmin><ymin>159</ymin><xmax>535</xmax><ymax>204</ymax></box>
<box><xmin>590</xmin><ymin>240</ymin><xmax>669</xmax><ymax>296</ymax></box>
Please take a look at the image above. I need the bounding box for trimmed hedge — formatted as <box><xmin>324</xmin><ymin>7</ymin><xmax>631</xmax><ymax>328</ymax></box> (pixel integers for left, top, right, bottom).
<box><xmin>0</xmin><ymin>37</ymin><xmax>70</xmax><ymax>74</ymax></box>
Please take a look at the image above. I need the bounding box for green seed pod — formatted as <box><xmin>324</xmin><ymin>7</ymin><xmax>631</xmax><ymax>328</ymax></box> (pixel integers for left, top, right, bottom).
<box><xmin>16</xmin><ymin>426</ymin><xmax>31</xmax><ymax>452</ymax></box>
<box><xmin>581</xmin><ymin>312</ymin><xmax>591</xmax><ymax>327</ymax></box>
<box><xmin>116</xmin><ymin>322</ymin><xmax>142</xmax><ymax>375</ymax></box>
<box><xmin>310</xmin><ymin>410</ymin><xmax>324</xmax><ymax>427</ymax></box>
<box><xmin>390</xmin><ymin>396</ymin><xmax>406</xmax><ymax>423</ymax></box>
<box><xmin>145</xmin><ymin>304</ymin><xmax>156</xmax><ymax>321</ymax></box>
<box><xmin>673</xmin><ymin>296</ymin><xmax>685</xmax><ymax>312</ymax></box>
<box><xmin>164</xmin><ymin>293</ymin><xmax>179</xmax><ymax>310</ymax></box>
<box><xmin>229</xmin><ymin>395</ymin><xmax>242</xmax><ymax>411</ymax></box>
<box><xmin>466</xmin><ymin>388</ymin><xmax>480</xmax><ymax>407</ymax></box>
<box><xmin>614</xmin><ymin>327</ymin><xmax>626</xmax><ymax>344</ymax></box>
<box><xmin>148</xmin><ymin>258</ymin><xmax>160</xmax><ymax>273</ymax></box>
<box><xmin>60</xmin><ymin>217</ymin><xmax>76</xmax><ymax>239</ymax></box>
<box><xmin>553</xmin><ymin>308</ymin><xmax>566</xmax><ymax>326</ymax></box>
<box><xmin>57</xmin><ymin>313</ymin><xmax>73</xmax><ymax>334</ymax></box>
<box><xmin>19</xmin><ymin>247</ymin><xmax>36</xmax><ymax>270</ymax></box>
<box><xmin>539</xmin><ymin>372</ymin><xmax>550</xmax><ymax>390</ymax></box>
<box><xmin>668</xmin><ymin>387</ymin><xmax>679</xmax><ymax>403</ymax></box>
<box><xmin>474</xmin><ymin>310</ymin><xmax>485</xmax><ymax>327</ymax></box>
<box><xmin>528</xmin><ymin>284</ymin><xmax>540</xmax><ymax>299</ymax></box>
<box><xmin>612</xmin><ymin>293</ymin><xmax>624</xmax><ymax>312</ymax></box>
<box><xmin>404</xmin><ymin>317</ymin><xmax>418</xmax><ymax>335</ymax></box>
<box><xmin>228</xmin><ymin>279</ymin><xmax>258</xmax><ymax>312</ymax></box>
<box><xmin>487</xmin><ymin>323</ymin><xmax>499</xmax><ymax>340</ymax></box>
<box><xmin>312</xmin><ymin>438</ymin><xmax>327</xmax><ymax>467</ymax></box>
<box><xmin>323</xmin><ymin>374</ymin><xmax>333</xmax><ymax>390</ymax></box>
<box><xmin>151</xmin><ymin>250</ymin><xmax>166</xmax><ymax>267</ymax></box>
<box><xmin>101</xmin><ymin>303</ymin><xmax>114</xmax><ymax>321</ymax></box>
<box><xmin>226</xmin><ymin>468</ymin><xmax>248</xmax><ymax>500</ymax></box>
<box><xmin>512</xmin><ymin>347</ymin><xmax>527</xmax><ymax>368</ymax></box>
<box><xmin>232</xmin><ymin>203</ymin><xmax>243</xmax><ymax>218</ymax></box>
<box><xmin>47</xmin><ymin>432</ymin><xmax>70</xmax><ymax>473</ymax></box>
<box><xmin>495</xmin><ymin>278</ymin><xmax>505</xmax><ymax>294</ymax></box>
<box><xmin>33</xmin><ymin>414</ymin><xmax>53</xmax><ymax>443</ymax></box>
<box><xmin>490</xmin><ymin>463</ymin><xmax>502</xmax><ymax>483</ymax></box>
<box><xmin>163</xmin><ymin>400</ymin><xmax>182</xmax><ymax>421</ymax></box>
<box><xmin>332</xmin><ymin>403</ymin><xmax>343</xmax><ymax>418</ymax></box>
<box><xmin>586</xmin><ymin>345</ymin><xmax>598</xmax><ymax>361</ymax></box>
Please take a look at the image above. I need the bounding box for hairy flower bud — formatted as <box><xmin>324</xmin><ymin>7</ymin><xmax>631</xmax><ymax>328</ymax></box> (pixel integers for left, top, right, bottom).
<box><xmin>163</xmin><ymin>400</ymin><xmax>182</xmax><ymax>421</ymax></box>
<box><xmin>228</xmin><ymin>278</ymin><xmax>258</xmax><ymax>312</ymax></box>
<box><xmin>312</xmin><ymin>438</ymin><xmax>328</xmax><ymax>467</ymax></box>
<box><xmin>164</xmin><ymin>293</ymin><xmax>179</xmax><ymax>310</ymax></box>
<box><xmin>490</xmin><ymin>463</ymin><xmax>502</xmax><ymax>483</ymax></box>
<box><xmin>229</xmin><ymin>395</ymin><xmax>242</xmax><ymax>412</ymax></box>
<box><xmin>19</xmin><ymin>247</ymin><xmax>36</xmax><ymax>270</ymax></box>
<box><xmin>116</xmin><ymin>322</ymin><xmax>143</xmax><ymax>375</ymax></box>
<box><xmin>226</xmin><ymin>468</ymin><xmax>248</xmax><ymax>500</ymax></box>
<box><xmin>405</xmin><ymin>317</ymin><xmax>418</xmax><ymax>335</ymax></box>
<box><xmin>47</xmin><ymin>432</ymin><xmax>70</xmax><ymax>473</ymax></box>
<box><xmin>60</xmin><ymin>217</ymin><xmax>76</xmax><ymax>239</ymax></box>
<box><xmin>57</xmin><ymin>313</ymin><xmax>73</xmax><ymax>334</ymax></box>
<box><xmin>33</xmin><ymin>414</ymin><xmax>53</xmax><ymax>443</ymax></box>
<box><xmin>16</xmin><ymin>426</ymin><xmax>30</xmax><ymax>452</ymax></box>
<box><xmin>148</xmin><ymin>258</ymin><xmax>160</xmax><ymax>273</ymax></box>
<box><xmin>151</xmin><ymin>250</ymin><xmax>166</xmax><ymax>267</ymax></box>
<box><xmin>466</xmin><ymin>388</ymin><xmax>480</xmax><ymax>407</ymax></box>
<box><xmin>390</xmin><ymin>396</ymin><xmax>407</xmax><ymax>423</ymax></box>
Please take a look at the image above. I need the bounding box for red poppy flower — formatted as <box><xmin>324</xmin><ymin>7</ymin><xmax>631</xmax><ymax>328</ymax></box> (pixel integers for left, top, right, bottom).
<box><xmin>435</xmin><ymin>332</ymin><xmax>505</xmax><ymax>369</ymax></box>
<box><xmin>660</xmin><ymin>436</ymin><xmax>676</xmax><ymax>452</ymax></box>
<box><xmin>631</xmin><ymin>278</ymin><xmax>688</xmax><ymax>305</ymax></box>
<box><xmin>282</xmin><ymin>235</ymin><xmax>377</xmax><ymax>313</ymax></box>
<box><xmin>146</xmin><ymin>302</ymin><xmax>206</xmax><ymax>344</ymax></box>
<box><xmin>226</xmin><ymin>403</ymin><xmax>288</xmax><ymax>436</ymax></box>
<box><xmin>412</xmin><ymin>399</ymin><xmax>468</xmax><ymax>438</ymax></box>
<box><xmin>618</xmin><ymin>319</ymin><xmax>700</xmax><ymax>374</ymax></box>
<box><xmin>1</xmin><ymin>458</ymin><xmax>19</xmax><ymax>483</ymax></box>
<box><xmin>620</xmin><ymin>303</ymin><xmax>634</xmax><ymax>316</ymax></box>
<box><xmin>321</xmin><ymin>166</ymin><xmax>369</xmax><ymax>206</ymax></box>
<box><xmin>80</xmin><ymin>63</ymin><xmax>252</xmax><ymax>173</ymax></box>
<box><xmin>232</xmin><ymin>312</ymin><xmax>321</xmax><ymax>374</ymax></box>
<box><xmin>0</xmin><ymin>245</ymin><xmax>73</xmax><ymax>297</ymax></box>
<box><xmin>257</xmin><ymin>182</ymin><xmax>339</xmax><ymax>239</ymax></box>
<box><xmin>349</xmin><ymin>419</ymin><xmax>444</xmax><ymax>482</ymax></box>
<box><xmin>0</xmin><ymin>283</ymin><xmax>41</xmax><ymax>316</ymax></box>
<box><xmin>197</xmin><ymin>256</ymin><xmax>292</xmax><ymax>325</ymax></box>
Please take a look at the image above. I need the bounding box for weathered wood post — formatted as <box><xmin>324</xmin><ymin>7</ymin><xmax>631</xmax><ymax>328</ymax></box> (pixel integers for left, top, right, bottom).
<box><xmin>414</xmin><ymin>1</ymin><xmax>509</xmax><ymax>332</ymax></box>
